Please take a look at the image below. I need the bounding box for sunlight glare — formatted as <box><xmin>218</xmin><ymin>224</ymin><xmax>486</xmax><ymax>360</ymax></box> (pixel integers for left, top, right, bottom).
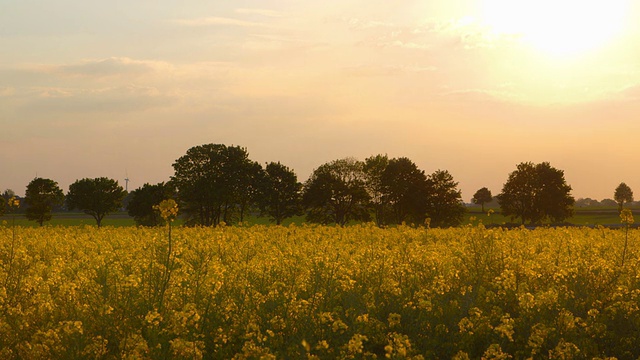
<box><xmin>482</xmin><ymin>0</ymin><xmax>630</xmax><ymax>57</ymax></box>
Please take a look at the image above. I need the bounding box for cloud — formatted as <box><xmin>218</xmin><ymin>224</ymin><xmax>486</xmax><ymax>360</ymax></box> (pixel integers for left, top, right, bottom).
<box><xmin>21</xmin><ymin>85</ymin><xmax>173</xmax><ymax>114</ymax></box>
<box><xmin>439</xmin><ymin>88</ymin><xmax>519</xmax><ymax>104</ymax></box>
<box><xmin>172</xmin><ymin>16</ymin><xmax>266</xmax><ymax>28</ymax></box>
<box><xmin>343</xmin><ymin>65</ymin><xmax>437</xmax><ymax>77</ymax></box>
<box><xmin>616</xmin><ymin>84</ymin><xmax>640</xmax><ymax>100</ymax></box>
<box><xmin>0</xmin><ymin>87</ymin><xmax>15</xmax><ymax>97</ymax></box>
<box><xmin>235</xmin><ymin>8</ymin><xmax>283</xmax><ymax>17</ymax></box>
<box><xmin>55</xmin><ymin>57</ymin><xmax>171</xmax><ymax>77</ymax></box>
<box><xmin>338</xmin><ymin>16</ymin><xmax>507</xmax><ymax>51</ymax></box>
<box><xmin>7</xmin><ymin>57</ymin><xmax>172</xmax><ymax>80</ymax></box>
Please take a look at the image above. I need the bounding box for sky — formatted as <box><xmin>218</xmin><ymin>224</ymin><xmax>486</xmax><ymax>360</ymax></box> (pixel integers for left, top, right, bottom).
<box><xmin>2</xmin><ymin>0</ymin><xmax>640</xmax><ymax>201</ymax></box>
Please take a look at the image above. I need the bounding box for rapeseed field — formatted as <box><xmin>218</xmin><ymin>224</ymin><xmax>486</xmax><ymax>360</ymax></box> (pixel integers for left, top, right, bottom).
<box><xmin>0</xmin><ymin>223</ymin><xmax>638</xmax><ymax>359</ymax></box>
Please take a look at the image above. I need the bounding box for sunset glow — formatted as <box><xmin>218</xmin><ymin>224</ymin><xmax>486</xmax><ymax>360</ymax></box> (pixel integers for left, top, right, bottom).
<box><xmin>481</xmin><ymin>0</ymin><xmax>630</xmax><ymax>56</ymax></box>
<box><xmin>1</xmin><ymin>1</ymin><xmax>640</xmax><ymax>202</ymax></box>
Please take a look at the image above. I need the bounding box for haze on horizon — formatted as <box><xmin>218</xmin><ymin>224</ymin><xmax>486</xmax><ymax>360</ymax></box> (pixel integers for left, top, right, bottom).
<box><xmin>2</xmin><ymin>0</ymin><xmax>640</xmax><ymax>202</ymax></box>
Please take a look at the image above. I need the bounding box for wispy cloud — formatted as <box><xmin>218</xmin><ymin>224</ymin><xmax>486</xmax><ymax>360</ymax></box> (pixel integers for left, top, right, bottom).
<box><xmin>10</xmin><ymin>57</ymin><xmax>172</xmax><ymax>79</ymax></box>
<box><xmin>344</xmin><ymin>64</ymin><xmax>437</xmax><ymax>77</ymax></box>
<box><xmin>235</xmin><ymin>8</ymin><xmax>283</xmax><ymax>18</ymax></box>
<box><xmin>22</xmin><ymin>85</ymin><xmax>173</xmax><ymax>113</ymax></box>
<box><xmin>609</xmin><ymin>84</ymin><xmax>640</xmax><ymax>101</ymax></box>
<box><xmin>0</xmin><ymin>87</ymin><xmax>15</xmax><ymax>97</ymax></box>
<box><xmin>338</xmin><ymin>16</ymin><xmax>506</xmax><ymax>51</ymax></box>
<box><xmin>172</xmin><ymin>16</ymin><xmax>266</xmax><ymax>28</ymax></box>
<box><xmin>439</xmin><ymin>88</ymin><xmax>519</xmax><ymax>104</ymax></box>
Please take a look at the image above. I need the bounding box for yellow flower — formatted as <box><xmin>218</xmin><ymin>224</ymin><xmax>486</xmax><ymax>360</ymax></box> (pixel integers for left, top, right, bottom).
<box><xmin>620</xmin><ymin>208</ymin><xmax>634</xmax><ymax>225</ymax></box>
<box><xmin>153</xmin><ymin>199</ymin><xmax>179</xmax><ymax>221</ymax></box>
<box><xmin>8</xmin><ymin>196</ymin><xmax>20</xmax><ymax>209</ymax></box>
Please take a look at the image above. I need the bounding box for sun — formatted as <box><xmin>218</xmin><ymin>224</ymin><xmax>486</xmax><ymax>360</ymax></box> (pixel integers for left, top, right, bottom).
<box><xmin>481</xmin><ymin>0</ymin><xmax>630</xmax><ymax>57</ymax></box>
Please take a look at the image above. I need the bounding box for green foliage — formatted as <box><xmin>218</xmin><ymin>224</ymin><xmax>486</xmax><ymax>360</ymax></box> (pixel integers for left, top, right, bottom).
<box><xmin>614</xmin><ymin>182</ymin><xmax>634</xmax><ymax>212</ymax></box>
<box><xmin>381</xmin><ymin>157</ymin><xmax>430</xmax><ymax>225</ymax></box>
<box><xmin>498</xmin><ymin>162</ymin><xmax>574</xmax><ymax>224</ymax></box>
<box><xmin>171</xmin><ymin>144</ymin><xmax>261</xmax><ymax>226</ymax></box>
<box><xmin>426</xmin><ymin>169</ymin><xmax>466</xmax><ymax>227</ymax></box>
<box><xmin>472</xmin><ymin>187</ymin><xmax>493</xmax><ymax>213</ymax></box>
<box><xmin>24</xmin><ymin>177</ymin><xmax>65</xmax><ymax>226</ymax></box>
<box><xmin>66</xmin><ymin>177</ymin><xmax>126</xmax><ymax>227</ymax></box>
<box><xmin>363</xmin><ymin>154</ymin><xmax>390</xmax><ymax>226</ymax></box>
<box><xmin>257</xmin><ymin>162</ymin><xmax>302</xmax><ymax>225</ymax></box>
<box><xmin>303</xmin><ymin>157</ymin><xmax>371</xmax><ymax>226</ymax></box>
<box><xmin>127</xmin><ymin>182</ymin><xmax>175</xmax><ymax>226</ymax></box>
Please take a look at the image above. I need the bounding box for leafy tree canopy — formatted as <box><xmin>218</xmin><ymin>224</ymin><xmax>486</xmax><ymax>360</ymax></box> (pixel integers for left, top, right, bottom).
<box><xmin>171</xmin><ymin>144</ymin><xmax>260</xmax><ymax>226</ymax></box>
<box><xmin>257</xmin><ymin>162</ymin><xmax>302</xmax><ymax>225</ymax></box>
<box><xmin>498</xmin><ymin>162</ymin><xmax>574</xmax><ymax>225</ymax></box>
<box><xmin>381</xmin><ymin>157</ymin><xmax>430</xmax><ymax>225</ymax></box>
<box><xmin>24</xmin><ymin>177</ymin><xmax>65</xmax><ymax>226</ymax></box>
<box><xmin>127</xmin><ymin>182</ymin><xmax>175</xmax><ymax>226</ymax></box>
<box><xmin>303</xmin><ymin>157</ymin><xmax>371</xmax><ymax>226</ymax></box>
<box><xmin>426</xmin><ymin>170</ymin><xmax>466</xmax><ymax>228</ymax></box>
<box><xmin>614</xmin><ymin>182</ymin><xmax>634</xmax><ymax>212</ymax></box>
<box><xmin>363</xmin><ymin>154</ymin><xmax>390</xmax><ymax>226</ymax></box>
<box><xmin>66</xmin><ymin>177</ymin><xmax>126</xmax><ymax>227</ymax></box>
<box><xmin>472</xmin><ymin>187</ymin><xmax>493</xmax><ymax>213</ymax></box>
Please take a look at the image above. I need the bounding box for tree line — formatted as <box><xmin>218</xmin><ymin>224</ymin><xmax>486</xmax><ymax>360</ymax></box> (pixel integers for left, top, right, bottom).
<box><xmin>0</xmin><ymin>143</ymin><xmax>634</xmax><ymax>227</ymax></box>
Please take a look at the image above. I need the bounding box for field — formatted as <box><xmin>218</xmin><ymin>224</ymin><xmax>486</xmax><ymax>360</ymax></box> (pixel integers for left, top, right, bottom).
<box><xmin>0</xmin><ymin>207</ymin><xmax>635</xmax><ymax>228</ymax></box>
<box><xmin>1</xmin><ymin>223</ymin><xmax>639</xmax><ymax>359</ymax></box>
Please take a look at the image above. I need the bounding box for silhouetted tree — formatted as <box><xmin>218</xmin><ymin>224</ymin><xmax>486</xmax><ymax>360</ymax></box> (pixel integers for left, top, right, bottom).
<box><xmin>24</xmin><ymin>177</ymin><xmax>64</xmax><ymax>226</ymax></box>
<box><xmin>381</xmin><ymin>157</ymin><xmax>430</xmax><ymax>225</ymax></box>
<box><xmin>472</xmin><ymin>187</ymin><xmax>493</xmax><ymax>213</ymax></box>
<box><xmin>127</xmin><ymin>182</ymin><xmax>175</xmax><ymax>226</ymax></box>
<box><xmin>600</xmin><ymin>198</ymin><xmax>618</xmax><ymax>207</ymax></box>
<box><xmin>257</xmin><ymin>162</ymin><xmax>302</xmax><ymax>225</ymax></box>
<box><xmin>363</xmin><ymin>154</ymin><xmax>390</xmax><ymax>226</ymax></box>
<box><xmin>2</xmin><ymin>189</ymin><xmax>16</xmax><ymax>202</ymax></box>
<box><xmin>1</xmin><ymin>189</ymin><xmax>16</xmax><ymax>215</ymax></box>
<box><xmin>171</xmin><ymin>144</ymin><xmax>259</xmax><ymax>226</ymax></box>
<box><xmin>234</xmin><ymin>159</ymin><xmax>265</xmax><ymax>223</ymax></box>
<box><xmin>614</xmin><ymin>182</ymin><xmax>634</xmax><ymax>213</ymax></box>
<box><xmin>426</xmin><ymin>170</ymin><xmax>466</xmax><ymax>227</ymax></box>
<box><xmin>303</xmin><ymin>157</ymin><xmax>370</xmax><ymax>226</ymax></box>
<box><xmin>67</xmin><ymin>177</ymin><xmax>126</xmax><ymax>227</ymax></box>
<box><xmin>498</xmin><ymin>162</ymin><xmax>574</xmax><ymax>224</ymax></box>
<box><xmin>575</xmin><ymin>197</ymin><xmax>600</xmax><ymax>208</ymax></box>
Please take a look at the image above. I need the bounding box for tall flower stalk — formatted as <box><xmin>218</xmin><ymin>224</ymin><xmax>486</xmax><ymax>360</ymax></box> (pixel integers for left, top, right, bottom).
<box><xmin>620</xmin><ymin>208</ymin><xmax>634</xmax><ymax>267</ymax></box>
<box><xmin>4</xmin><ymin>197</ymin><xmax>20</xmax><ymax>290</ymax></box>
<box><xmin>153</xmin><ymin>199</ymin><xmax>179</xmax><ymax>310</ymax></box>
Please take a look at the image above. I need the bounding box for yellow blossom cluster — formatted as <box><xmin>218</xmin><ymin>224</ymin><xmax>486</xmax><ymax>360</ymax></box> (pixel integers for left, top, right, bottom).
<box><xmin>0</xmin><ymin>223</ymin><xmax>639</xmax><ymax>358</ymax></box>
<box><xmin>153</xmin><ymin>199</ymin><xmax>179</xmax><ymax>222</ymax></box>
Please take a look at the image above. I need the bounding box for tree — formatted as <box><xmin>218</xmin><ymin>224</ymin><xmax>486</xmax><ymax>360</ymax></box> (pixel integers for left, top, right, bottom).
<box><xmin>497</xmin><ymin>162</ymin><xmax>574</xmax><ymax>225</ymax></box>
<box><xmin>2</xmin><ymin>189</ymin><xmax>16</xmax><ymax>202</ymax></box>
<box><xmin>426</xmin><ymin>170</ymin><xmax>466</xmax><ymax>227</ymax></box>
<box><xmin>127</xmin><ymin>182</ymin><xmax>175</xmax><ymax>226</ymax></box>
<box><xmin>302</xmin><ymin>157</ymin><xmax>371</xmax><ymax>226</ymax></box>
<box><xmin>257</xmin><ymin>162</ymin><xmax>302</xmax><ymax>225</ymax></box>
<box><xmin>380</xmin><ymin>157</ymin><xmax>430</xmax><ymax>225</ymax></box>
<box><xmin>24</xmin><ymin>177</ymin><xmax>65</xmax><ymax>226</ymax></box>
<box><xmin>575</xmin><ymin>198</ymin><xmax>600</xmax><ymax>208</ymax></box>
<box><xmin>614</xmin><ymin>182</ymin><xmax>634</xmax><ymax>213</ymax></box>
<box><xmin>363</xmin><ymin>154</ymin><xmax>390</xmax><ymax>226</ymax></box>
<box><xmin>600</xmin><ymin>198</ymin><xmax>618</xmax><ymax>207</ymax></box>
<box><xmin>66</xmin><ymin>177</ymin><xmax>126</xmax><ymax>227</ymax></box>
<box><xmin>472</xmin><ymin>187</ymin><xmax>493</xmax><ymax>213</ymax></box>
<box><xmin>233</xmin><ymin>159</ymin><xmax>265</xmax><ymax>223</ymax></box>
<box><xmin>171</xmin><ymin>144</ymin><xmax>260</xmax><ymax>226</ymax></box>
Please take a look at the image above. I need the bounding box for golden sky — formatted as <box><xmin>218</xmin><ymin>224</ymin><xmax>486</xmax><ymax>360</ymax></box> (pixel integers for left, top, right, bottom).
<box><xmin>1</xmin><ymin>0</ymin><xmax>640</xmax><ymax>201</ymax></box>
